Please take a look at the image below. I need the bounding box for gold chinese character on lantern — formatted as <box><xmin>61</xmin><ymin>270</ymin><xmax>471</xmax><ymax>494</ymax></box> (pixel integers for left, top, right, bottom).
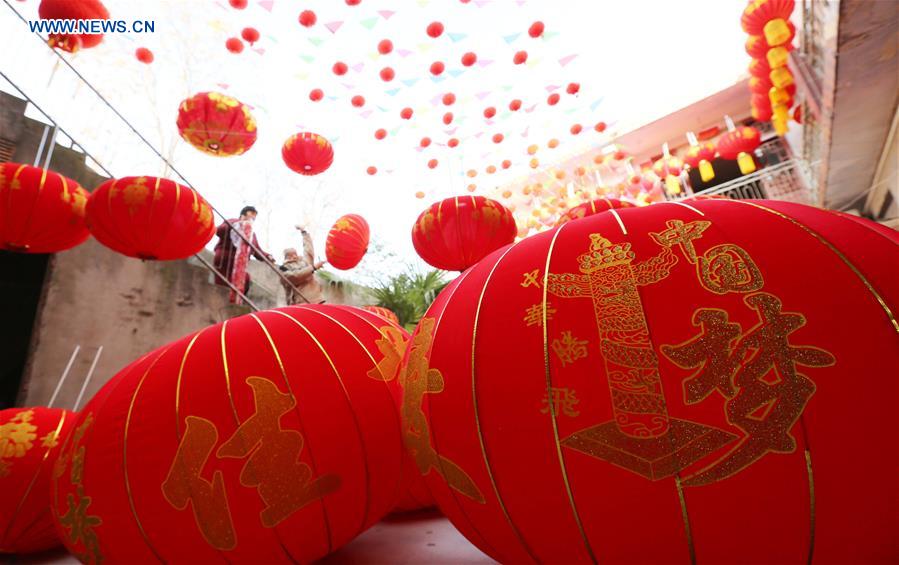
<box><xmin>541</xmin><ymin>387</ymin><xmax>581</xmax><ymax>417</ymax></box>
<box><xmin>523</xmin><ymin>302</ymin><xmax>557</xmax><ymax>327</ymax></box>
<box><xmin>551</xmin><ymin>331</ymin><xmax>589</xmax><ymax>366</ymax></box>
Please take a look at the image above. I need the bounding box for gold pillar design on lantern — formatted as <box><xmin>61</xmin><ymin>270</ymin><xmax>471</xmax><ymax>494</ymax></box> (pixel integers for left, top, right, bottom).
<box><xmin>546</xmin><ymin>233</ymin><xmax>737</xmax><ymax>481</ymax></box>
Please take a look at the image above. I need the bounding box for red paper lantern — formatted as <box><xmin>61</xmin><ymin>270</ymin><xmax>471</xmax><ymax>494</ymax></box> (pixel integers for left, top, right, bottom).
<box><xmin>411</xmin><ymin>196</ymin><xmax>516</xmax><ymax>271</ymax></box>
<box><xmin>241</xmin><ymin>27</ymin><xmax>260</xmax><ymax>44</ymax></box>
<box><xmin>652</xmin><ymin>155</ymin><xmax>683</xmax><ymax>178</ymax></box>
<box><xmin>400</xmin><ymin>107</ymin><xmax>413</xmax><ymax>119</ymax></box>
<box><xmin>484</xmin><ymin>106</ymin><xmax>497</xmax><ymax>119</ymax></box>
<box><xmin>377</xmin><ymin>39</ymin><xmax>393</xmax><ymax>54</ymax></box>
<box><xmin>461</xmin><ymin>52</ymin><xmax>477</xmax><ymax>67</ymax></box>
<box><xmin>1</xmin><ymin>407</ymin><xmax>75</xmax><ymax>554</ymax></box>
<box><xmin>442</xmin><ymin>92</ymin><xmax>456</xmax><ymax>106</ymax></box>
<box><xmin>528</xmin><ymin>21</ymin><xmax>545</xmax><ymax>38</ymax></box>
<box><xmin>309</xmin><ymin>88</ymin><xmax>324</xmax><ymax>101</ymax></box>
<box><xmin>742</xmin><ymin>0</ymin><xmax>795</xmax><ymax>46</ymax></box>
<box><xmin>86</xmin><ymin>176</ymin><xmax>215</xmax><ymax>260</ymax></box>
<box><xmin>51</xmin><ymin>305</ymin><xmax>407</xmax><ymax>564</ymax></box>
<box><xmin>379</xmin><ymin>67</ymin><xmax>395</xmax><ymax>82</ymax></box>
<box><xmin>427</xmin><ymin>21</ymin><xmax>444</xmax><ymax>38</ymax></box>
<box><xmin>683</xmin><ymin>143</ymin><xmax>717</xmax><ymax>168</ymax></box>
<box><xmin>428</xmin><ymin>159</ymin><xmax>439</xmax><ymax>169</ymax></box>
<box><xmin>513</xmin><ymin>51</ymin><xmax>528</xmax><ymax>65</ymax></box>
<box><xmin>38</xmin><ymin>0</ymin><xmax>109</xmax><ymax>52</ymax></box>
<box><xmin>430</xmin><ymin>61</ymin><xmax>445</xmax><ymax>76</ymax></box>
<box><xmin>492</xmin><ymin>133</ymin><xmax>504</xmax><ymax>144</ymax></box>
<box><xmin>298</xmin><ymin>9</ymin><xmax>316</xmax><ymax>27</ymax></box>
<box><xmin>325</xmin><ymin>214</ymin><xmax>370</xmax><ymax>270</ymax></box>
<box><xmin>399</xmin><ymin>199</ymin><xmax>899</xmax><ymax>564</ymax></box>
<box><xmin>0</xmin><ymin>163</ymin><xmax>90</xmax><ymax>253</ymax></box>
<box><xmin>282</xmin><ymin>132</ymin><xmax>334</xmax><ymax>175</ymax></box>
<box><xmin>374</xmin><ymin>128</ymin><xmax>387</xmax><ymax>140</ymax></box>
<box><xmin>448</xmin><ymin>138</ymin><xmax>460</xmax><ymax>148</ymax></box>
<box><xmin>351</xmin><ymin>95</ymin><xmax>366</xmax><ymax>108</ymax></box>
<box><xmin>502</xmin><ymin>160</ymin><xmax>511</xmax><ymax>169</ymax></box>
<box><xmin>442</xmin><ymin>112</ymin><xmax>453</xmax><ymax>125</ymax></box>
<box><xmin>229</xmin><ymin>0</ymin><xmax>247</xmax><ymax>8</ymax></box>
<box><xmin>717</xmin><ymin>127</ymin><xmax>762</xmax><ymax>160</ymax></box>
<box><xmin>570</xmin><ymin>124</ymin><xmax>583</xmax><ymax>135</ymax></box>
<box><xmin>594</xmin><ymin>121</ymin><xmax>607</xmax><ymax>133</ymax></box>
<box><xmin>366</xmin><ymin>166</ymin><xmax>377</xmax><ymax>175</ymax></box>
<box><xmin>567</xmin><ymin>82</ymin><xmax>581</xmax><ymax>95</ymax></box>
<box><xmin>749</xmin><ymin>57</ymin><xmax>771</xmax><ymax>78</ymax></box>
<box><xmin>547</xmin><ymin>93</ymin><xmax>561</xmax><ymax>106</ymax></box>
<box><xmin>135</xmin><ymin>47</ymin><xmax>154</xmax><ymax>64</ymax></box>
<box><xmin>225</xmin><ymin>37</ymin><xmax>244</xmax><ymax>53</ymax></box>
<box><xmin>333</xmin><ymin>61</ymin><xmax>348</xmax><ymax>76</ymax></box>
<box><xmin>176</xmin><ymin>92</ymin><xmax>258</xmax><ymax>157</ymax></box>
<box><xmin>749</xmin><ymin>75</ymin><xmax>773</xmax><ymax>95</ymax></box>
<box><xmin>555</xmin><ymin>198</ymin><xmax>634</xmax><ymax>226</ymax></box>
<box><xmin>420</xmin><ymin>137</ymin><xmax>431</xmax><ymax>148</ymax></box>
<box><xmin>509</xmin><ymin>99</ymin><xmax>522</xmax><ymax>111</ymax></box>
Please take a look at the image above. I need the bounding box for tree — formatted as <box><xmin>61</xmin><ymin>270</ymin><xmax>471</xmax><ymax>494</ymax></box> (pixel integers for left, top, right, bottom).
<box><xmin>370</xmin><ymin>269</ymin><xmax>450</xmax><ymax>330</ymax></box>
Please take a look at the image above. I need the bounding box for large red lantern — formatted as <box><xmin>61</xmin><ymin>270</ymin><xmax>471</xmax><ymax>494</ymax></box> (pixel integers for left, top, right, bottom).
<box><xmin>1</xmin><ymin>407</ymin><xmax>75</xmax><ymax>554</ymax></box>
<box><xmin>398</xmin><ymin>199</ymin><xmax>898</xmax><ymax>564</ymax></box>
<box><xmin>85</xmin><ymin>176</ymin><xmax>215</xmax><ymax>260</ymax></box>
<box><xmin>411</xmin><ymin>196</ymin><xmax>516</xmax><ymax>271</ymax></box>
<box><xmin>555</xmin><ymin>198</ymin><xmax>634</xmax><ymax>227</ymax></box>
<box><xmin>0</xmin><ymin>163</ymin><xmax>90</xmax><ymax>253</ymax></box>
<box><xmin>683</xmin><ymin>143</ymin><xmax>717</xmax><ymax>182</ymax></box>
<box><xmin>325</xmin><ymin>214</ymin><xmax>370</xmax><ymax>270</ymax></box>
<box><xmin>282</xmin><ymin>132</ymin><xmax>334</xmax><ymax>175</ymax></box>
<box><xmin>176</xmin><ymin>92</ymin><xmax>258</xmax><ymax>157</ymax></box>
<box><xmin>51</xmin><ymin>305</ymin><xmax>407</xmax><ymax>564</ymax></box>
<box><xmin>38</xmin><ymin>0</ymin><xmax>109</xmax><ymax>52</ymax></box>
<box><xmin>717</xmin><ymin>126</ymin><xmax>763</xmax><ymax>174</ymax></box>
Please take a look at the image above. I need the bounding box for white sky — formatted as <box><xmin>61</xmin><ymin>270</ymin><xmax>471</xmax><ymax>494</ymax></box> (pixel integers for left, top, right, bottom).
<box><xmin>1</xmin><ymin>0</ymin><xmax>751</xmax><ymax>284</ymax></box>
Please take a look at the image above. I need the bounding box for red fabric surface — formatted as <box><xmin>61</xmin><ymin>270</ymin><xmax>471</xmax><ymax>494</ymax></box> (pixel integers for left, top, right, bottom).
<box><xmin>50</xmin><ymin>305</ymin><xmax>407</xmax><ymax>564</ymax></box>
<box><xmin>556</xmin><ymin>198</ymin><xmax>633</xmax><ymax>227</ymax></box>
<box><xmin>398</xmin><ymin>199</ymin><xmax>899</xmax><ymax>563</ymax></box>
<box><xmin>1</xmin><ymin>408</ymin><xmax>76</xmax><ymax>554</ymax></box>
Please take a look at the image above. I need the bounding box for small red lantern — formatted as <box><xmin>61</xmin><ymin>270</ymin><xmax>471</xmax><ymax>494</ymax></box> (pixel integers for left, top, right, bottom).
<box><xmin>135</xmin><ymin>47</ymin><xmax>154</xmax><ymax>64</ymax></box>
<box><xmin>426</xmin><ymin>21</ymin><xmax>444</xmax><ymax>38</ymax></box>
<box><xmin>411</xmin><ymin>196</ymin><xmax>516</xmax><ymax>271</ymax></box>
<box><xmin>570</xmin><ymin>124</ymin><xmax>583</xmax><ymax>135</ymax></box>
<box><xmin>38</xmin><ymin>0</ymin><xmax>109</xmax><ymax>52</ymax></box>
<box><xmin>400</xmin><ymin>107</ymin><xmax>413</xmax><ymax>119</ymax></box>
<box><xmin>309</xmin><ymin>88</ymin><xmax>324</xmax><ymax>101</ymax></box>
<box><xmin>718</xmin><ymin>126</ymin><xmax>763</xmax><ymax>174</ymax></box>
<box><xmin>333</xmin><ymin>61</ymin><xmax>348</xmax><ymax>75</ymax></box>
<box><xmin>86</xmin><ymin>176</ymin><xmax>215</xmax><ymax>260</ymax></box>
<box><xmin>555</xmin><ymin>198</ymin><xmax>634</xmax><ymax>226</ymax></box>
<box><xmin>400</xmin><ymin>199</ymin><xmax>899</xmax><ymax>564</ymax></box>
<box><xmin>748</xmin><ymin>57</ymin><xmax>771</xmax><ymax>78</ymax></box>
<box><xmin>484</xmin><ymin>106</ymin><xmax>497</xmax><ymax>119</ymax></box>
<box><xmin>742</xmin><ymin>0</ymin><xmax>795</xmax><ymax>46</ymax></box>
<box><xmin>379</xmin><ymin>67</ymin><xmax>395</xmax><ymax>82</ymax></box>
<box><xmin>282</xmin><ymin>132</ymin><xmax>334</xmax><ymax>175</ymax></box>
<box><xmin>428</xmin><ymin>158</ymin><xmax>439</xmax><ymax>169</ymax></box>
<box><xmin>298</xmin><ymin>9</ymin><xmax>316</xmax><ymax>27</ymax></box>
<box><xmin>547</xmin><ymin>93</ymin><xmax>561</xmax><ymax>106</ymax></box>
<box><xmin>510</xmin><ymin>99</ymin><xmax>522</xmax><ymax>111</ymax></box>
<box><xmin>177</xmin><ymin>92</ymin><xmax>257</xmax><ymax>157</ymax></box>
<box><xmin>377</xmin><ymin>39</ymin><xmax>393</xmax><ymax>54</ymax></box>
<box><xmin>514</xmin><ymin>51</ymin><xmax>528</xmax><ymax>65</ymax></box>
<box><xmin>366</xmin><ymin>166</ymin><xmax>377</xmax><ymax>175</ymax></box>
<box><xmin>442</xmin><ymin>113</ymin><xmax>453</xmax><ymax>125</ymax></box>
<box><xmin>1</xmin><ymin>407</ymin><xmax>76</xmax><ymax>554</ymax></box>
<box><xmin>225</xmin><ymin>37</ymin><xmax>244</xmax><ymax>53</ymax></box>
<box><xmin>442</xmin><ymin>92</ymin><xmax>456</xmax><ymax>106</ymax></box>
<box><xmin>420</xmin><ymin>137</ymin><xmax>431</xmax><ymax>148</ymax></box>
<box><xmin>528</xmin><ymin>21</ymin><xmax>544</xmax><ymax>38</ymax></box>
<box><xmin>683</xmin><ymin>142</ymin><xmax>717</xmax><ymax>181</ymax></box>
<box><xmin>241</xmin><ymin>27</ymin><xmax>260</xmax><ymax>44</ymax></box>
<box><xmin>0</xmin><ymin>163</ymin><xmax>90</xmax><ymax>254</ymax></box>
<box><xmin>461</xmin><ymin>52</ymin><xmax>477</xmax><ymax>66</ymax></box>
<box><xmin>430</xmin><ymin>61</ymin><xmax>445</xmax><ymax>75</ymax></box>
<box><xmin>51</xmin><ymin>305</ymin><xmax>407</xmax><ymax>564</ymax></box>
<box><xmin>325</xmin><ymin>214</ymin><xmax>370</xmax><ymax>270</ymax></box>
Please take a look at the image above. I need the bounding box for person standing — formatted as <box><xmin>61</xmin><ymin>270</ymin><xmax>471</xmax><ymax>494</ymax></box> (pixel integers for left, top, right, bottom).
<box><xmin>280</xmin><ymin>225</ymin><xmax>325</xmax><ymax>304</ymax></box>
<box><xmin>212</xmin><ymin>206</ymin><xmax>274</xmax><ymax>302</ymax></box>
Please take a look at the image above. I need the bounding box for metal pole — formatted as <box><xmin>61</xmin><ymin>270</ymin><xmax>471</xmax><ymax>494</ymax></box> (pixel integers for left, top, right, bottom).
<box><xmin>72</xmin><ymin>346</ymin><xmax>103</xmax><ymax>411</ymax></box>
<box><xmin>47</xmin><ymin>345</ymin><xmax>80</xmax><ymax>408</ymax></box>
<box><xmin>32</xmin><ymin>124</ymin><xmax>49</xmax><ymax>166</ymax></box>
<box><xmin>41</xmin><ymin>126</ymin><xmax>58</xmax><ymax>170</ymax></box>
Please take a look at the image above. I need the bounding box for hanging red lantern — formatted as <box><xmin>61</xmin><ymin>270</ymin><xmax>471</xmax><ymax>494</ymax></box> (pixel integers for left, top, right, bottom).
<box><xmin>134</xmin><ymin>47</ymin><xmax>154</xmax><ymax>64</ymax></box>
<box><xmin>309</xmin><ymin>88</ymin><xmax>324</xmax><ymax>101</ymax></box>
<box><xmin>748</xmin><ymin>57</ymin><xmax>771</xmax><ymax>78</ymax></box>
<box><xmin>566</xmin><ymin>82</ymin><xmax>580</xmax><ymax>95</ymax></box>
<box><xmin>528</xmin><ymin>21</ymin><xmax>545</xmax><ymax>38</ymax></box>
<box><xmin>484</xmin><ymin>106</ymin><xmax>497</xmax><ymax>119</ymax></box>
<box><xmin>513</xmin><ymin>51</ymin><xmax>528</xmax><ymax>65</ymax></box>
<box><xmin>379</xmin><ymin>67</ymin><xmax>395</xmax><ymax>82</ymax></box>
<box><xmin>411</xmin><ymin>196</ymin><xmax>516</xmax><ymax>271</ymax></box>
<box><xmin>176</xmin><ymin>92</ymin><xmax>258</xmax><ymax>157</ymax></box>
<box><xmin>420</xmin><ymin>137</ymin><xmax>431</xmax><ymax>148</ymax></box>
<box><xmin>751</xmin><ymin>93</ymin><xmax>774</xmax><ymax>121</ymax></box>
<box><xmin>509</xmin><ymin>99</ymin><xmax>522</xmax><ymax>111</ymax></box>
<box><xmin>366</xmin><ymin>166</ymin><xmax>377</xmax><ymax>175</ymax></box>
<box><xmin>298</xmin><ymin>9</ymin><xmax>317</xmax><ymax>27</ymax></box>
<box><xmin>426</xmin><ymin>21</ymin><xmax>444</xmax><ymax>38</ymax></box>
<box><xmin>38</xmin><ymin>0</ymin><xmax>109</xmax><ymax>53</ymax></box>
<box><xmin>461</xmin><ymin>52</ymin><xmax>477</xmax><ymax>66</ymax></box>
<box><xmin>570</xmin><ymin>124</ymin><xmax>583</xmax><ymax>135</ymax></box>
<box><xmin>683</xmin><ymin>143</ymin><xmax>717</xmax><ymax>182</ymax></box>
<box><xmin>442</xmin><ymin>113</ymin><xmax>453</xmax><ymax>125</ymax></box>
<box><xmin>555</xmin><ymin>198</ymin><xmax>633</xmax><ymax>226</ymax></box>
<box><xmin>442</xmin><ymin>92</ymin><xmax>456</xmax><ymax>106</ymax></box>
<box><xmin>377</xmin><ymin>39</ymin><xmax>393</xmax><ymax>54</ymax></box>
<box><xmin>429</xmin><ymin>61</ymin><xmax>445</xmax><ymax>75</ymax></box>
<box><xmin>428</xmin><ymin>158</ymin><xmax>439</xmax><ymax>169</ymax></box>
<box><xmin>742</xmin><ymin>0</ymin><xmax>795</xmax><ymax>47</ymax></box>
<box><xmin>51</xmin><ymin>305</ymin><xmax>407</xmax><ymax>564</ymax></box>
<box><xmin>333</xmin><ymin>61</ymin><xmax>348</xmax><ymax>75</ymax></box>
<box><xmin>399</xmin><ymin>199</ymin><xmax>899</xmax><ymax>564</ymax></box>
<box><xmin>374</xmin><ymin>128</ymin><xmax>387</xmax><ymax>140</ymax></box>
<box><xmin>85</xmin><ymin>176</ymin><xmax>214</xmax><ymax>260</ymax></box>
<box><xmin>1</xmin><ymin>407</ymin><xmax>76</xmax><ymax>554</ymax></box>
<box><xmin>225</xmin><ymin>37</ymin><xmax>244</xmax><ymax>54</ymax></box>
<box><xmin>282</xmin><ymin>132</ymin><xmax>334</xmax><ymax>175</ymax></box>
<box><xmin>0</xmin><ymin>163</ymin><xmax>90</xmax><ymax>254</ymax></box>
<box><xmin>652</xmin><ymin>155</ymin><xmax>683</xmax><ymax>178</ymax></box>
<box><xmin>448</xmin><ymin>138</ymin><xmax>459</xmax><ymax>148</ymax></box>
<box><xmin>325</xmin><ymin>214</ymin><xmax>370</xmax><ymax>270</ymax></box>
<box><xmin>749</xmin><ymin>75</ymin><xmax>773</xmax><ymax>95</ymax></box>
<box><xmin>400</xmin><ymin>107</ymin><xmax>413</xmax><ymax>119</ymax></box>
<box><xmin>547</xmin><ymin>93</ymin><xmax>561</xmax><ymax>106</ymax></box>
<box><xmin>718</xmin><ymin>126</ymin><xmax>763</xmax><ymax>174</ymax></box>
<box><xmin>241</xmin><ymin>27</ymin><xmax>260</xmax><ymax>44</ymax></box>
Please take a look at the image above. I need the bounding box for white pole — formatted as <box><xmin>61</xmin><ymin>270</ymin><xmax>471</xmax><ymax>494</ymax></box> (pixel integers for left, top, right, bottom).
<box><xmin>48</xmin><ymin>345</ymin><xmax>80</xmax><ymax>408</ymax></box>
<box><xmin>73</xmin><ymin>346</ymin><xmax>103</xmax><ymax>412</ymax></box>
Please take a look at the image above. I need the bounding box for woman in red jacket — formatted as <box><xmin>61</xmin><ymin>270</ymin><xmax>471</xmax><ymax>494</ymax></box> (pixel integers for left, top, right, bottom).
<box><xmin>212</xmin><ymin>206</ymin><xmax>274</xmax><ymax>297</ymax></box>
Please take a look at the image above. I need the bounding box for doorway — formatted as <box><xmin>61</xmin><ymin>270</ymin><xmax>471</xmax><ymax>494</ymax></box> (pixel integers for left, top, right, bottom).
<box><xmin>0</xmin><ymin>250</ymin><xmax>49</xmax><ymax>409</ymax></box>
